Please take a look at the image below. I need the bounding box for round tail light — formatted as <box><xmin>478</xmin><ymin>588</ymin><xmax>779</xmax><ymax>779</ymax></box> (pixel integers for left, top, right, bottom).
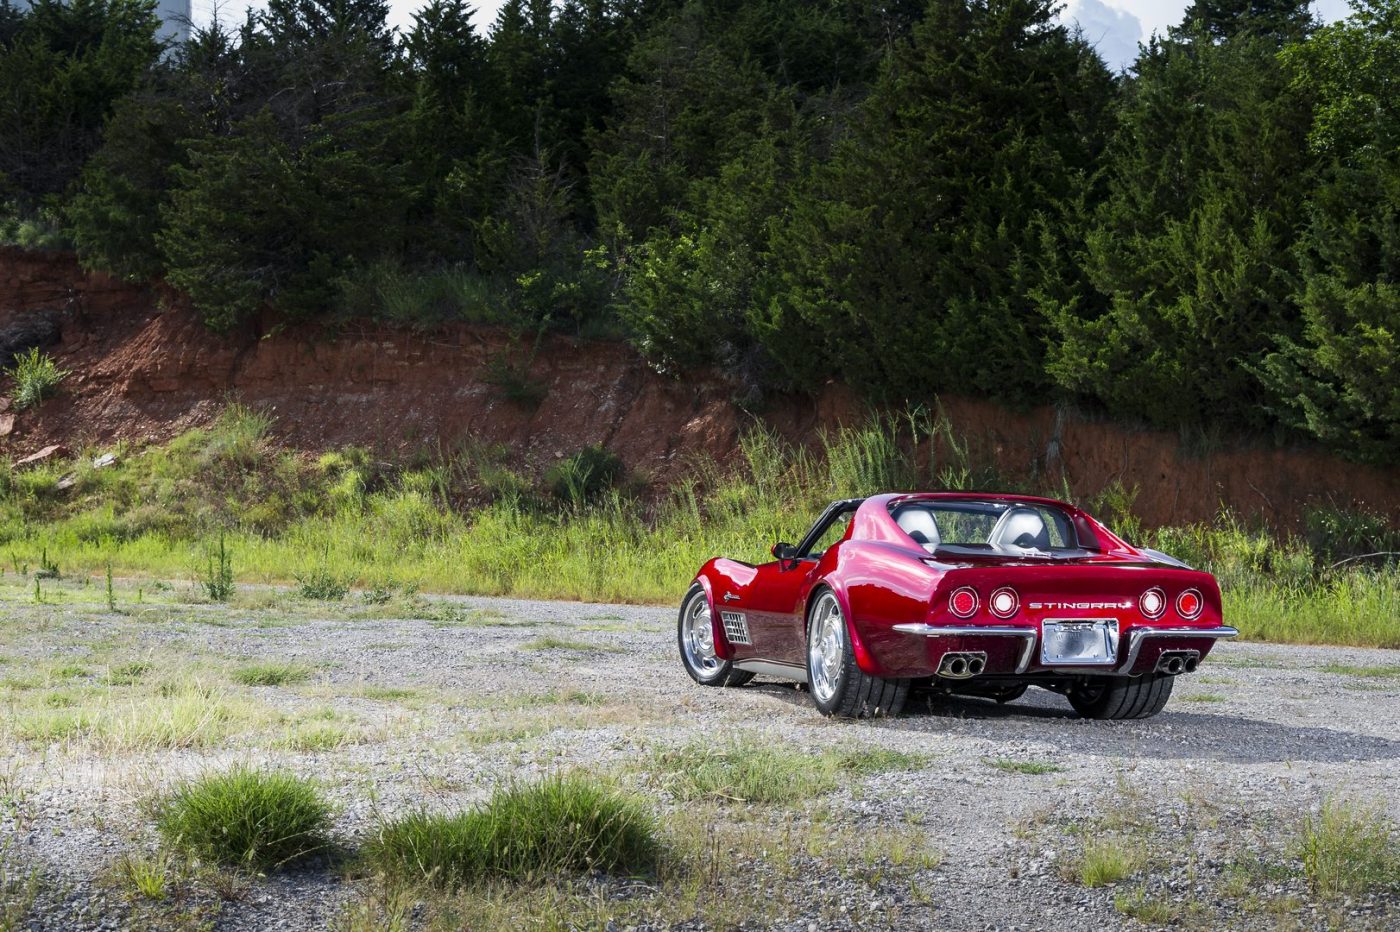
<box><xmin>1176</xmin><ymin>588</ymin><xmax>1203</xmax><ymax>619</ymax></box>
<box><xmin>948</xmin><ymin>586</ymin><xmax>979</xmax><ymax>618</ymax></box>
<box><xmin>989</xmin><ymin>586</ymin><xmax>1019</xmax><ymax>618</ymax></box>
<box><xmin>1139</xmin><ymin>587</ymin><xmax>1166</xmax><ymax>619</ymax></box>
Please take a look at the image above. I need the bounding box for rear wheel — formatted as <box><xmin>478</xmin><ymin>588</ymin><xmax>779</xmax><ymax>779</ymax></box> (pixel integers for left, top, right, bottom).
<box><xmin>1067</xmin><ymin>674</ymin><xmax>1174</xmax><ymax>720</ymax></box>
<box><xmin>805</xmin><ymin>590</ymin><xmax>908</xmax><ymax>718</ymax></box>
<box><xmin>677</xmin><ymin>584</ymin><xmax>754</xmax><ymax>687</ymax></box>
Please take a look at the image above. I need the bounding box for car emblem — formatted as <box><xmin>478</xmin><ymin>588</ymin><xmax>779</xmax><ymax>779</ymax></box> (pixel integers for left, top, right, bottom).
<box><xmin>1028</xmin><ymin>600</ymin><xmax>1132</xmax><ymax>610</ymax></box>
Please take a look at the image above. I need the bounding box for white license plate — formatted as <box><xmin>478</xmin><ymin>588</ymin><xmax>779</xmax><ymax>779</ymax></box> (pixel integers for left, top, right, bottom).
<box><xmin>1041</xmin><ymin>619</ymin><xmax>1120</xmax><ymax>665</ymax></box>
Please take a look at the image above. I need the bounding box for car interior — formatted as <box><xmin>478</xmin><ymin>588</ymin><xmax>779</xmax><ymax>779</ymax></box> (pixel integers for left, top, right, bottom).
<box><xmin>892</xmin><ymin>500</ymin><xmax>1085</xmax><ymax>557</ymax></box>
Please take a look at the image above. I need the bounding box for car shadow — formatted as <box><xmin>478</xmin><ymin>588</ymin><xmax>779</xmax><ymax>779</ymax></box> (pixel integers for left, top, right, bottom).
<box><xmin>742</xmin><ymin>680</ymin><xmax>1400</xmax><ymax>765</ymax></box>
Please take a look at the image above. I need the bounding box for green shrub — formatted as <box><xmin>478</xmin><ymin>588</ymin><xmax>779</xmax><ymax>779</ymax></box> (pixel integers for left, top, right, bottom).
<box><xmin>363</xmin><ymin>774</ymin><xmax>659</xmax><ymax>887</ymax></box>
<box><xmin>484</xmin><ymin>354</ymin><xmax>546</xmax><ymax>408</ymax></box>
<box><xmin>1304</xmin><ymin>504</ymin><xmax>1400</xmax><ymax>567</ymax></box>
<box><xmin>545</xmin><ymin>445</ymin><xmax>623</xmax><ymax>506</ymax></box>
<box><xmin>296</xmin><ymin>565</ymin><xmax>350</xmax><ymax>601</ymax></box>
<box><xmin>155</xmin><ymin>766</ymin><xmax>332</xmax><ymax>871</ymax></box>
<box><xmin>4</xmin><ymin>348</ymin><xmax>69</xmax><ymax>409</ymax></box>
<box><xmin>202</xmin><ymin>533</ymin><xmax>234</xmax><ymax>602</ymax></box>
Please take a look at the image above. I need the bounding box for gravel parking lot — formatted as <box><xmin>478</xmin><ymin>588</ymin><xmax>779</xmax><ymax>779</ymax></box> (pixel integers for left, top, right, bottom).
<box><xmin>2</xmin><ymin>583</ymin><xmax>1399</xmax><ymax>930</ymax></box>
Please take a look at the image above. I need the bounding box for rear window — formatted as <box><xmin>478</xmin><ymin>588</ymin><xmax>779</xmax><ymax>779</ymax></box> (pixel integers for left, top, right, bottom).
<box><xmin>891</xmin><ymin>500</ymin><xmax>1089</xmax><ymax>558</ymax></box>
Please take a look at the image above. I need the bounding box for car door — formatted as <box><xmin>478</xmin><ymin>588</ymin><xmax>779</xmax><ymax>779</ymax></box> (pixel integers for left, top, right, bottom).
<box><xmin>742</xmin><ymin>506</ymin><xmax>856</xmax><ymax>664</ymax></box>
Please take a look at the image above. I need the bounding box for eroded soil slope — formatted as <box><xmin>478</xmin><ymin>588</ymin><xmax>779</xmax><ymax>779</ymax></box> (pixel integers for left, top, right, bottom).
<box><xmin>2</xmin><ymin>246</ymin><xmax>1396</xmax><ymax>529</ymax></box>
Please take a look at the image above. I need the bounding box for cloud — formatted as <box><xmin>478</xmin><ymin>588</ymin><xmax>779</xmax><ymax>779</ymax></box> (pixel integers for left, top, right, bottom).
<box><xmin>1066</xmin><ymin>0</ymin><xmax>1144</xmax><ymax>72</ymax></box>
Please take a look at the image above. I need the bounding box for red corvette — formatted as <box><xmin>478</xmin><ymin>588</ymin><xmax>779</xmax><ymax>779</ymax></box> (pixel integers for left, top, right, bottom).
<box><xmin>677</xmin><ymin>493</ymin><xmax>1237</xmax><ymax>719</ymax></box>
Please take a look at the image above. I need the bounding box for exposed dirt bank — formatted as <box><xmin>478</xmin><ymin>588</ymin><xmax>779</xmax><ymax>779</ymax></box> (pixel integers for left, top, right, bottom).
<box><xmin>2</xmin><ymin>246</ymin><xmax>1395</xmax><ymax>530</ymax></box>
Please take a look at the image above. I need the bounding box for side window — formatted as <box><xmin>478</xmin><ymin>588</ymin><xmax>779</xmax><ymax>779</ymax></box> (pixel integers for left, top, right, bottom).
<box><xmin>803</xmin><ymin>512</ymin><xmax>853</xmax><ymax>558</ymax></box>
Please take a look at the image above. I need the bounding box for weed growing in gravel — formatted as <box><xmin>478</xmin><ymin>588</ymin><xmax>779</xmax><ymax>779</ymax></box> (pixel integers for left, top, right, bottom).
<box><xmin>1063</xmin><ymin>836</ymin><xmax>1145</xmax><ymax>887</ymax></box>
<box><xmin>114</xmin><ymin>851</ymin><xmax>171</xmax><ymax>901</ymax></box>
<box><xmin>0</xmin><ymin>842</ymin><xmax>43</xmax><ymax>927</ymax></box>
<box><xmin>1180</xmin><ymin>693</ymin><xmax>1227</xmax><ymax>703</ymax></box>
<box><xmin>984</xmin><ymin>758</ymin><xmax>1064</xmax><ymax>775</ymax></box>
<box><xmin>156</xmin><ymin>766</ymin><xmax>332</xmax><ymax>871</ymax></box>
<box><xmin>1295</xmin><ymin>799</ymin><xmax>1400</xmax><ymax>897</ymax></box>
<box><xmin>296</xmin><ymin>564</ymin><xmax>351</xmax><ymax>601</ymax></box>
<box><xmin>202</xmin><ymin>533</ymin><xmax>234</xmax><ymax>602</ymax></box>
<box><xmin>1319</xmin><ymin>663</ymin><xmax>1400</xmax><ymax>678</ymax></box>
<box><xmin>651</xmin><ymin>739</ymin><xmax>922</xmax><ymax>805</ymax></box>
<box><xmin>520</xmin><ymin>636</ymin><xmax>620</xmax><ymax>653</ymax></box>
<box><xmin>107</xmin><ymin>661</ymin><xmax>151</xmax><ymax>685</ymax></box>
<box><xmin>1114</xmin><ymin>888</ymin><xmax>1180</xmax><ymax>923</ymax></box>
<box><xmin>363</xmin><ymin>774</ymin><xmax>659</xmax><ymax>887</ymax></box>
<box><xmin>232</xmin><ymin>662</ymin><xmax>312</xmax><ymax>687</ymax></box>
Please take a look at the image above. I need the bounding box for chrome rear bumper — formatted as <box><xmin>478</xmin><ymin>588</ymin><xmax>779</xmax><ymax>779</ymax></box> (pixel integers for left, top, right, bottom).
<box><xmin>892</xmin><ymin>623</ymin><xmax>1239</xmax><ymax>676</ymax></box>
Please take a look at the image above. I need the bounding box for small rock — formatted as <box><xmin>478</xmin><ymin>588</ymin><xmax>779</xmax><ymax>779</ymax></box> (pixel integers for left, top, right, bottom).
<box><xmin>14</xmin><ymin>443</ymin><xmax>68</xmax><ymax>469</ymax></box>
<box><xmin>92</xmin><ymin>452</ymin><xmax>117</xmax><ymax>469</ymax></box>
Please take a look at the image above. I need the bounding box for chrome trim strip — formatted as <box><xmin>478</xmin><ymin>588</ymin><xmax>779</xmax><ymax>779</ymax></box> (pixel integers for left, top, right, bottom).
<box><xmin>1115</xmin><ymin>625</ymin><xmax>1238</xmax><ymax>675</ymax></box>
<box><xmin>892</xmin><ymin>624</ymin><xmax>1038</xmax><ymax>674</ymax></box>
<box><xmin>732</xmin><ymin>659</ymin><xmax>809</xmax><ymax>683</ymax></box>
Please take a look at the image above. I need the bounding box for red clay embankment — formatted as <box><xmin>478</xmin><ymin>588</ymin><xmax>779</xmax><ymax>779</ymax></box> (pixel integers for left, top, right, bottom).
<box><xmin>2</xmin><ymin>246</ymin><xmax>1395</xmax><ymax>531</ymax></box>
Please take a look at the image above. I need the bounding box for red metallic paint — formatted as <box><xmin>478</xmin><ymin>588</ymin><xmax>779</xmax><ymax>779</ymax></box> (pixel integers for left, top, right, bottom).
<box><xmin>693</xmin><ymin>493</ymin><xmax>1230</xmax><ymax>681</ymax></box>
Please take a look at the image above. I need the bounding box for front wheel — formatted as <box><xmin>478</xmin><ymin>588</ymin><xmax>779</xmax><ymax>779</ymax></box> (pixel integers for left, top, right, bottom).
<box><xmin>806</xmin><ymin>590</ymin><xmax>908</xmax><ymax>718</ymax></box>
<box><xmin>677</xmin><ymin>584</ymin><xmax>754</xmax><ymax>688</ymax></box>
<box><xmin>1067</xmin><ymin>674</ymin><xmax>1174</xmax><ymax>720</ymax></box>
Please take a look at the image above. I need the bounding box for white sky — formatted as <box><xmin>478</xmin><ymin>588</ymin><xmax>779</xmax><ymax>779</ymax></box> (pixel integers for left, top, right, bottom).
<box><xmin>193</xmin><ymin>0</ymin><xmax>1354</xmax><ymax>72</ymax></box>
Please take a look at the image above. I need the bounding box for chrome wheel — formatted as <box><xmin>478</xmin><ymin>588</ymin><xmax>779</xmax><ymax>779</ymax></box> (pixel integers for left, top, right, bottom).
<box><xmin>807</xmin><ymin>592</ymin><xmax>845</xmax><ymax>704</ymax></box>
<box><xmin>682</xmin><ymin>597</ymin><xmax>721</xmax><ymax>677</ymax></box>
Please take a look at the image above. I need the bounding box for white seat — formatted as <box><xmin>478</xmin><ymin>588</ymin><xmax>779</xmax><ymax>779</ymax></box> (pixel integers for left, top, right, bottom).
<box><xmin>895</xmin><ymin>508</ymin><xmax>940</xmax><ymax>552</ymax></box>
<box><xmin>990</xmin><ymin>507</ymin><xmax>1050</xmax><ymax>551</ymax></box>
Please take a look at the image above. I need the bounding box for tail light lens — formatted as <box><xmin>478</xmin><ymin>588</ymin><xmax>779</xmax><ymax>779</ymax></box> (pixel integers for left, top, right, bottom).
<box><xmin>1139</xmin><ymin>587</ymin><xmax>1166</xmax><ymax>619</ymax></box>
<box><xmin>1176</xmin><ymin>588</ymin><xmax>1203</xmax><ymax>619</ymax></box>
<box><xmin>948</xmin><ymin>586</ymin><xmax>979</xmax><ymax>618</ymax></box>
<box><xmin>989</xmin><ymin>586</ymin><xmax>1019</xmax><ymax>618</ymax></box>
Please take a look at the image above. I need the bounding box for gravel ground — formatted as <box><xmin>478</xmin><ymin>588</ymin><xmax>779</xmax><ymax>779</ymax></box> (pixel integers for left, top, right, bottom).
<box><xmin>2</xmin><ymin>585</ymin><xmax>1399</xmax><ymax>930</ymax></box>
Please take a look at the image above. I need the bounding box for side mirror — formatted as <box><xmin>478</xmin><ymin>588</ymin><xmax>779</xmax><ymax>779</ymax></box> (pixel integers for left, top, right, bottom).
<box><xmin>772</xmin><ymin>542</ymin><xmax>797</xmax><ymax>561</ymax></box>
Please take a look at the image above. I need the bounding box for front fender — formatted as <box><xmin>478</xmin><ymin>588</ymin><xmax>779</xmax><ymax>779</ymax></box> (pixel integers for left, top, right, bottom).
<box><xmin>692</xmin><ymin>564</ymin><xmax>735</xmax><ymax>661</ymax></box>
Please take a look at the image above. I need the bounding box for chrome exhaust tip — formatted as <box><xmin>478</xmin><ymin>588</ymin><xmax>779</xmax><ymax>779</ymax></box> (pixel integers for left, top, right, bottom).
<box><xmin>968</xmin><ymin>657</ymin><xmax>986</xmax><ymax>676</ymax></box>
<box><xmin>1184</xmin><ymin>656</ymin><xmax>1199</xmax><ymax>674</ymax></box>
<box><xmin>1165</xmin><ymin>657</ymin><xmax>1184</xmax><ymax>675</ymax></box>
<box><xmin>948</xmin><ymin>657</ymin><xmax>968</xmax><ymax>677</ymax></box>
<box><xmin>937</xmin><ymin>651</ymin><xmax>988</xmax><ymax>679</ymax></box>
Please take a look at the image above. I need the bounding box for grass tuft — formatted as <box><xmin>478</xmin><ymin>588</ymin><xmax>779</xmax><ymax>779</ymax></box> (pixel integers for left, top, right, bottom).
<box><xmin>1066</xmin><ymin>836</ymin><xmax>1145</xmax><ymax>887</ymax></box>
<box><xmin>156</xmin><ymin>766</ymin><xmax>332</xmax><ymax>871</ymax></box>
<box><xmin>651</xmin><ymin>739</ymin><xmax>921</xmax><ymax>804</ymax></box>
<box><xmin>984</xmin><ymin>758</ymin><xmax>1064</xmax><ymax>775</ymax></box>
<box><xmin>1295</xmin><ymin>798</ymin><xmax>1400</xmax><ymax>897</ymax></box>
<box><xmin>232</xmin><ymin>662</ymin><xmax>312</xmax><ymax>687</ymax></box>
<box><xmin>5</xmin><ymin>347</ymin><xmax>69</xmax><ymax>410</ymax></box>
<box><xmin>363</xmin><ymin>774</ymin><xmax>659</xmax><ymax>887</ymax></box>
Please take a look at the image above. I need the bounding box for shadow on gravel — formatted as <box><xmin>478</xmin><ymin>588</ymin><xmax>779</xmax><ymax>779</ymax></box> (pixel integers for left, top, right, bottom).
<box><xmin>744</xmin><ymin>681</ymin><xmax>1400</xmax><ymax>765</ymax></box>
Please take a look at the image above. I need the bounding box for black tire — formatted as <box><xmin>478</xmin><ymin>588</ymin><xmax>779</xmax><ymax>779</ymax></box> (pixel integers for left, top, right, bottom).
<box><xmin>677</xmin><ymin>584</ymin><xmax>754</xmax><ymax>687</ymax></box>
<box><xmin>993</xmin><ymin>684</ymin><xmax>1029</xmax><ymax>705</ymax></box>
<box><xmin>1067</xmin><ymin>674</ymin><xmax>1174</xmax><ymax>720</ymax></box>
<box><xmin>805</xmin><ymin>589</ymin><xmax>908</xmax><ymax>718</ymax></box>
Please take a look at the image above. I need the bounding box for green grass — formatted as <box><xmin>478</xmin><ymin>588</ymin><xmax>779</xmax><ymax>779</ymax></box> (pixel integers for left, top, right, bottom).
<box><xmin>1068</xmin><ymin>836</ymin><xmax>1145</xmax><ymax>887</ymax></box>
<box><xmin>1180</xmin><ymin>693</ymin><xmax>1227</xmax><ymax>703</ymax></box>
<box><xmin>232</xmin><ymin>662</ymin><xmax>313</xmax><ymax>687</ymax></box>
<box><xmin>984</xmin><ymin>758</ymin><xmax>1064</xmax><ymax>775</ymax></box>
<box><xmin>520</xmin><ymin>636</ymin><xmax>619</xmax><ymax>653</ymax></box>
<box><xmin>2</xmin><ymin>404</ymin><xmax>1397</xmax><ymax>649</ymax></box>
<box><xmin>155</xmin><ymin>766</ymin><xmax>332</xmax><ymax>871</ymax></box>
<box><xmin>1319</xmin><ymin>663</ymin><xmax>1400</xmax><ymax>678</ymax></box>
<box><xmin>1295</xmin><ymin>799</ymin><xmax>1400</xmax><ymax>897</ymax></box>
<box><xmin>362</xmin><ymin>774</ymin><xmax>660</xmax><ymax>887</ymax></box>
<box><xmin>649</xmin><ymin>740</ymin><xmax>922</xmax><ymax>805</ymax></box>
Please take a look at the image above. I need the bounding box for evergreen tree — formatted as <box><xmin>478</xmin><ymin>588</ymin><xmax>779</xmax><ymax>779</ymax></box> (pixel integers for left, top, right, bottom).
<box><xmin>1043</xmin><ymin>7</ymin><xmax>1315</xmax><ymax>430</ymax></box>
<box><xmin>765</xmin><ymin>0</ymin><xmax>1115</xmax><ymax>401</ymax></box>
<box><xmin>1257</xmin><ymin>0</ymin><xmax>1400</xmax><ymax>461</ymax></box>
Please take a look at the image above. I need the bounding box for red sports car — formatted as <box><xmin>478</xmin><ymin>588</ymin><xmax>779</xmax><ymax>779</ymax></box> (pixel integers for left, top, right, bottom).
<box><xmin>677</xmin><ymin>493</ymin><xmax>1237</xmax><ymax>719</ymax></box>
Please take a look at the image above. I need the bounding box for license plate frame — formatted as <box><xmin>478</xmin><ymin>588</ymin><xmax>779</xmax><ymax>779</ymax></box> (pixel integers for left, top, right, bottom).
<box><xmin>1040</xmin><ymin>618</ymin><xmax>1120</xmax><ymax>666</ymax></box>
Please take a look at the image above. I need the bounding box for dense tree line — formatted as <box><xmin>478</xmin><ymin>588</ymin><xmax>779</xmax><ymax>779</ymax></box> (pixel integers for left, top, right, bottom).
<box><xmin>0</xmin><ymin>0</ymin><xmax>1397</xmax><ymax>463</ymax></box>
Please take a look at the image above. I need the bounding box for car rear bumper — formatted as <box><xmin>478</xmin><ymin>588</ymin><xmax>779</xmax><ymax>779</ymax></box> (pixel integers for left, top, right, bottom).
<box><xmin>891</xmin><ymin>623</ymin><xmax>1239</xmax><ymax>676</ymax></box>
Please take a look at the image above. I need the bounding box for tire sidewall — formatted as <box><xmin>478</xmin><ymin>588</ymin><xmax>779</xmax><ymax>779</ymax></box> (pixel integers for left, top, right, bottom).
<box><xmin>678</xmin><ymin>583</ymin><xmax>731</xmax><ymax>686</ymax></box>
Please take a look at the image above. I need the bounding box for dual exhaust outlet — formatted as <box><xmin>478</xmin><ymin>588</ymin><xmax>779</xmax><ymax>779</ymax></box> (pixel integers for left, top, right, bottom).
<box><xmin>1155</xmin><ymin>650</ymin><xmax>1200</xmax><ymax>676</ymax></box>
<box><xmin>937</xmin><ymin>651</ymin><xmax>987</xmax><ymax>679</ymax></box>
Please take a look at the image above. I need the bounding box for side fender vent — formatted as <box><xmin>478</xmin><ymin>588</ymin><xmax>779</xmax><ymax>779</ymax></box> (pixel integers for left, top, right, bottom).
<box><xmin>720</xmin><ymin>611</ymin><xmax>751</xmax><ymax>645</ymax></box>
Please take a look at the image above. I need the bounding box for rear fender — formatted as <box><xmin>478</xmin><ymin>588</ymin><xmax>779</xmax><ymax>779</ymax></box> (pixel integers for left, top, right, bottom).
<box><xmin>806</xmin><ymin>581</ymin><xmax>882</xmax><ymax>677</ymax></box>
